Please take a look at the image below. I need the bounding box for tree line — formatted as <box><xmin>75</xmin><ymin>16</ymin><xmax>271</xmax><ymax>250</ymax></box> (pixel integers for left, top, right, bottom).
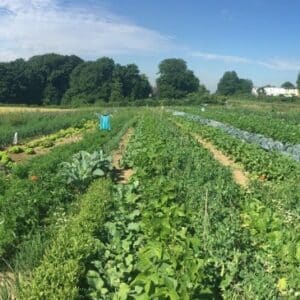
<box><xmin>0</xmin><ymin>53</ymin><xmax>299</xmax><ymax>105</ymax></box>
<box><xmin>0</xmin><ymin>54</ymin><xmax>152</xmax><ymax>106</ymax></box>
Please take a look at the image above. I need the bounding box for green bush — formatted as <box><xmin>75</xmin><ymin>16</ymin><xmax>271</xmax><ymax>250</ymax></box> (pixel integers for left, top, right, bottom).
<box><xmin>20</xmin><ymin>179</ymin><xmax>112</xmax><ymax>299</ymax></box>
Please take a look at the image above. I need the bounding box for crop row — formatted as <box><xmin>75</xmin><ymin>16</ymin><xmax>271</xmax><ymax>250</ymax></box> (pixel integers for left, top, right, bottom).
<box><xmin>20</xmin><ymin>179</ymin><xmax>112</xmax><ymax>299</ymax></box>
<box><xmin>0</xmin><ymin>109</ymin><xmax>98</xmax><ymax>148</ymax></box>
<box><xmin>173</xmin><ymin>110</ymin><xmax>300</xmax><ymax>162</ymax></box>
<box><xmin>172</xmin><ymin>115</ymin><xmax>300</xmax><ymax>297</ymax></box>
<box><xmin>183</xmin><ymin>106</ymin><xmax>300</xmax><ymax>145</ymax></box>
<box><xmin>76</xmin><ymin>112</ymin><xmax>286</xmax><ymax>299</ymax></box>
<box><xmin>0</xmin><ymin>119</ymin><xmax>96</xmax><ymax>167</ymax></box>
<box><xmin>0</xmin><ymin>110</ymin><xmax>135</xmax><ymax>263</ymax></box>
<box><xmin>6</xmin><ymin>110</ymin><xmax>299</xmax><ymax>299</ymax></box>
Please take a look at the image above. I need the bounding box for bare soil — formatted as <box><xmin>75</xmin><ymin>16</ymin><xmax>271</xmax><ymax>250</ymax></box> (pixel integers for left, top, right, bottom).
<box><xmin>192</xmin><ymin>133</ymin><xmax>249</xmax><ymax>187</ymax></box>
<box><xmin>112</xmin><ymin>128</ymin><xmax>134</xmax><ymax>184</ymax></box>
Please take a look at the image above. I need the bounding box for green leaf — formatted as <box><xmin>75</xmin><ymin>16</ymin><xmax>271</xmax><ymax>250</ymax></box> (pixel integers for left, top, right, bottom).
<box><xmin>128</xmin><ymin>222</ymin><xmax>140</xmax><ymax>232</ymax></box>
<box><xmin>93</xmin><ymin>169</ymin><xmax>105</xmax><ymax>176</ymax></box>
<box><xmin>125</xmin><ymin>254</ymin><xmax>134</xmax><ymax>266</ymax></box>
<box><xmin>116</xmin><ymin>283</ymin><xmax>130</xmax><ymax>300</ymax></box>
<box><xmin>86</xmin><ymin>270</ymin><xmax>104</xmax><ymax>291</ymax></box>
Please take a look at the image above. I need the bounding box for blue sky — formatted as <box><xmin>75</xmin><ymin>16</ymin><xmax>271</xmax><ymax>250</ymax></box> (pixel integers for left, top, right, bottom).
<box><xmin>0</xmin><ymin>0</ymin><xmax>299</xmax><ymax>91</ymax></box>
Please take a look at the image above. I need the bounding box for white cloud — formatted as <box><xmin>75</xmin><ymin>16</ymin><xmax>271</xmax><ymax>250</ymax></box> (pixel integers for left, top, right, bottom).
<box><xmin>191</xmin><ymin>51</ymin><xmax>300</xmax><ymax>71</ymax></box>
<box><xmin>0</xmin><ymin>0</ymin><xmax>172</xmax><ymax>61</ymax></box>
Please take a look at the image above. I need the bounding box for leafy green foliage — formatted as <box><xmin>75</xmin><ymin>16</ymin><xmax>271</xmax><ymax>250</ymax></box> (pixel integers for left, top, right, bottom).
<box><xmin>183</xmin><ymin>106</ymin><xmax>300</xmax><ymax>145</ymax></box>
<box><xmin>0</xmin><ymin>151</ymin><xmax>11</xmax><ymax>165</ymax></box>
<box><xmin>217</xmin><ymin>71</ymin><xmax>253</xmax><ymax>95</ymax></box>
<box><xmin>7</xmin><ymin>146</ymin><xmax>24</xmax><ymax>154</ymax></box>
<box><xmin>80</xmin><ymin>112</ymin><xmax>288</xmax><ymax>299</ymax></box>
<box><xmin>173</xmin><ymin>115</ymin><xmax>300</xmax><ymax>297</ymax></box>
<box><xmin>0</xmin><ymin>54</ymin><xmax>152</xmax><ymax>106</ymax></box>
<box><xmin>0</xmin><ymin>110</ymin><xmax>96</xmax><ymax>148</ymax></box>
<box><xmin>175</xmin><ymin>115</ymin><xmax>300</xmax><ymax>180</ymax></box>
<box><xmin>60</xmin><ymin>150</ymin><xmax>112</xmax><ymax>191</ymax></box>
<box><xmin>20</xmin><ymin>179</ymin><xmax>112</xmax><ymax>300</ymax></box>
<box><xmin>0</xmin><ymin>54</ymin><xmax>83</xmax><ymax>105</ymax></box>
<box><xmin>62</xmin><ymin>58</ymin><xmax>152</xmax><ymax>105</ymax></box>
<box><xmin>0</xmin><ymin>110</ymin><xmax>134</xmax><ymax>260</ymax></box>
<box><xmin>156</xmin><ymin>58</ymin><xmax>201</xmax><ymax>98</ymax></box>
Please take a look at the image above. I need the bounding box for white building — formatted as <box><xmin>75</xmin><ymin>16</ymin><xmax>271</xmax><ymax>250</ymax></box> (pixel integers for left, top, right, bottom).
<box><xmin>252</xmin><ymin>86</ymin><xmax>299</xmax><ymax>97</ymax></box>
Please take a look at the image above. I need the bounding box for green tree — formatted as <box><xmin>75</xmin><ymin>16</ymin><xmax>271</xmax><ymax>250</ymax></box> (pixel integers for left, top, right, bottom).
<box><xmin>281</xmin><ymin>81</ymin><xmax>295</xmax><ymax>89</ymax></box>
<box><xmin>110</xmin><ymin>79</ymin><xmax>123</xmax><ymax>102</ymax></box>
<box><xmin>110</xmin><ymin>63</ymin><xmax>152</xmax><ymax>101</ymax></box>
<box><xmin>0</xmin><ymin>54</ymin><xmax>82</xmax><ymax>105</ymax></box>
<box><xmin>217</xmin><ymin>71</ymin><xmax>240</xmax><ymax>95</ymax></box>
<box><xmin>198</xmin><ymin>83</ymin><xmax>210</xmax><ymax>95</ymax></box>
<box><xmin>156</xmin><ymin>58</ymin><xmax>199</xmax><ymax>98</ymax></box>
<box><xmin>134</xmin><ymin>74</ymin><xmax>152</xmax><ymax>99</ymax></box>
<box><xmin>239</xmin><ymin>78</ymin><xmax>253</xmax><ymax>94</ymax></box>
<box><xmin>63</xmin><ymin>57</ymin><xmax>115</xmax><ymax>104</ymax></box>
<box><xmin>217</xmin><ymin>71</ymin><xmax>253</xmax><ymax>95</ymax></box>
<box><xmin>28</xmin><ymin>54</ymin><xmax>83</xmax><ymax>105</ymax></box>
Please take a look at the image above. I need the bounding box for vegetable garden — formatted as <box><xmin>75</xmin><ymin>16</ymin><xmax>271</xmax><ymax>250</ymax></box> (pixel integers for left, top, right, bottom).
<box><xmin>0</xmin><ymin>106</ymin><xmax>299</xmax><ymax>299</ymax></box>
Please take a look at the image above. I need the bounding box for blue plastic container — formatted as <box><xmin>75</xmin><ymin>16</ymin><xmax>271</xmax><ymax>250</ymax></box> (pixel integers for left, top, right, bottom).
<box><xmin>99</xmin><ymin>114</ymin><xmax>111</xmax><ymax>131</ymax></box>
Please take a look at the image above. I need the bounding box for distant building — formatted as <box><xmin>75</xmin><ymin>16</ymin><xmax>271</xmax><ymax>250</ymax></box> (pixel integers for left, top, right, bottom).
<box><xmin>252</xmin><ymin>86</ymin><xmax>299</xmax><ymax>97</ymax></box>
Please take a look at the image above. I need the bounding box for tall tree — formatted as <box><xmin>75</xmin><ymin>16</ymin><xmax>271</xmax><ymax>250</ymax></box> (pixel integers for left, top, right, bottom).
<box><xmin>63</xmin><ymin>57</ymin><xmax>115</xmax><ymax>104</ymax></box>
<box><xmin>112</xmin><ymin>64</ymin><xmax>152</xmax><ymax>100</ymax></box>
<box><xmin>28</xmin><ymin>54</ymin><xmax>83</xmax><ymax>105</ymax></box>
<box><xmin>217</xmin><ymin>71</ymin><xmax>253</xmax><ymax>95</ymax></box>
<box><xmin>281</xmin><ymin>81</ymin><xmax>295</xmax><ymax>89</ymax></box>
<box><xmin>239</xmin><ymin>78</ymin><xmax>253</xmax><ymax>94</ymax></box>
<box><xmin>217</xmin><ymin>71</ymin><xmax>240</xmax><ymax>95</ymax></box>
<box><xmin>110</xmin><ymin>79</ymin><xmax>123</xmax><ymax>102</ymax></box>
<box><xmin>156</xmin><ymin>58</ymin><xmax>200</xmax><ymax>98</ymax></box>
<box><xmin>0</xmin><ymin>54</ymin><xmax>82</xmax><ymax>105</ymax></box>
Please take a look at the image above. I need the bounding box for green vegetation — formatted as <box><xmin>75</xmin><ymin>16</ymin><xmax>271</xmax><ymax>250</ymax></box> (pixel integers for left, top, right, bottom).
<box><xmin>156</xmin><ymin>58</ymin><xmax>201</xmax><ymax>98</ymax></box>
<box><xmin>59</xmin><ymin>150</ymin><xmax>112</xmax><ymax>191</ymax></box>
<box><xmin>0</xmin><ymin>103</ymin><xmax>299</xmax><ymax>299</ymax></box>
<box><xmin>0</xmin><ymin>54</ymin><xmax>83</xmax><ymax>105</ymax></box>
<box><xmin>0</xmin><ymin>110</ymin><xmax>95</xmax><ymax>148</ymax></box>
<box><xmin>281</xmin><ymin>81</ymin><xmax>295</xmax><ymax>89</ymax></box>
<box><xmin>217</xmin><ymin>71</ymin><xmax>253</xmax><ymax>96</ymax></box>
<box><xmin>1</xmin><ymin>53</ymin><xmax>299</xmax><ymax>107</ymax></box>
<box><xmin>172</xmin><ymin>115</ymin><xmax>299</xmax><ymax>298</ymax></box>
<box><xmin>0</xmin><ymin>54</ymin><xmax>152</xmax><ymax>106</ymax></box>
<box><xmin>20</xmin><ymin>179</ymin><xmax>112</xmax><ymax>299</ymax></box>
<box><xmin>62</xmin><ymin>58</ymin><xmax>152</xmax><ymax>105</ymax></box>
<box><xmin>183</xmin><ymin>106</ymin><xmax>300</xmax><ymax>144</ymax></box>
<box><xmin>0</xmin><ymin>110</ymin><xmax>134</xmax><ymax>261</ymax></box>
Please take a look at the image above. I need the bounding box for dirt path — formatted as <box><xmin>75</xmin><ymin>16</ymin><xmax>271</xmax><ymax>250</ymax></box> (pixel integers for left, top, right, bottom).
<box><xmin>112</xmin><ymin>128</ymin><xmax>134</xmax><ymax>184</ymax></box>
<box><xmin>175</xmin><ymin>122</ymin><xmax>249</xmax><ymax>188</ymax></box>
<box><xmin>192</xmin><ymin>133</ymin><xmax>249</xmax><ymax>187</ymax></box>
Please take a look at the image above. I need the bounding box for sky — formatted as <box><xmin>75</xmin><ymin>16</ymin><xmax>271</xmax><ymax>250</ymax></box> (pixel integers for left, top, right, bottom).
<box><xmin>0</xmin><ymin>0</ymin><xmax>299</xmax><ymax>91</ymax></box>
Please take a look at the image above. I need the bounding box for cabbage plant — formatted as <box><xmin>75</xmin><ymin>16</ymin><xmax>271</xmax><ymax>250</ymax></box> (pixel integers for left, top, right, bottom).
<box><xmin>60</xmin><ymin>150</ymin><xmax>112</xmax><ymax>191</ymax></box>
